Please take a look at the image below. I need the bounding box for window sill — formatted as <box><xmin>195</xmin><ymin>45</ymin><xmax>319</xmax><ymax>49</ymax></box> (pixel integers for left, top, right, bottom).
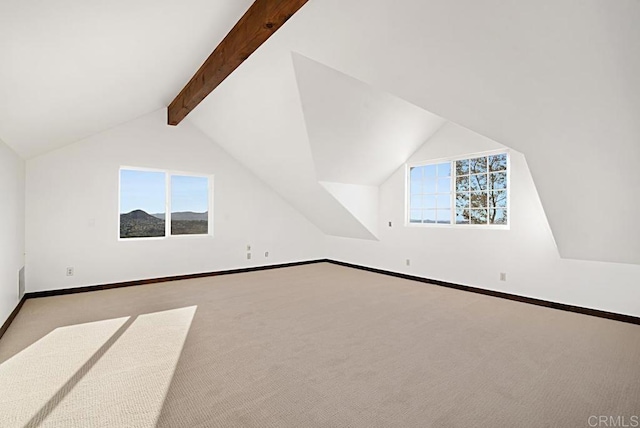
<box><xmin>118</xmin><ymin>234</ymin><xmax>214</xmax><ymax>241</ymax></box>
<box><xmin>404</xmin><ymin>222</ymin><xmax>510</xmax><ymax>230</ymax></box>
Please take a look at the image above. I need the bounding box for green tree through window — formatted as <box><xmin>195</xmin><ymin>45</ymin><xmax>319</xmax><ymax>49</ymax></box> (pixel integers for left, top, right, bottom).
<box><xmin>409</xmin><ymin>153</ymin><xmax>508</xmax><ymax>226</ymax></box>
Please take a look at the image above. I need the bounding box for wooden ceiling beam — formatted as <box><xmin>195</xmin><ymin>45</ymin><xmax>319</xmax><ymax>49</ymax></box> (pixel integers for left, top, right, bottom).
<box><xmin>167</xmin><ymin>0</ymin><xmax>309</xmax><ymax>126</ymax></box>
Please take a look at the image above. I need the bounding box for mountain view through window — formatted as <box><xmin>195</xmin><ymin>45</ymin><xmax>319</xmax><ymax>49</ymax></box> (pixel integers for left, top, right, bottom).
<box><xmin>119</xmin><ymin>169</ymin><xmax>210</xmax><ymax>239</ymax></box>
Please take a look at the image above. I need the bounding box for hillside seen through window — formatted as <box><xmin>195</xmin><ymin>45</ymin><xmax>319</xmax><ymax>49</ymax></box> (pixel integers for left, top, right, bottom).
<box><xmin>119</xmin><ymin>169</ymin><xmax>210</xmax><ymax>239</ymax></box>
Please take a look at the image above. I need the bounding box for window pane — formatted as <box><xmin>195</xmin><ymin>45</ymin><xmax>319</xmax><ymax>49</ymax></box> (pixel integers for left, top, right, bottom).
<box><xmin>489</xmin><ymin>171</ymin><xmax>507</xmax><ymax>190</ymax></box>
<box><xmin>423</xmin><ymin>210</ymin><xmax>437</xmax><ymax>224</ymax></box>
<box><xmin>470</xmin><ymin>191</ymin><xmax>487</xmax><ymax>208</ymax></box>
<box><xmin>410</xmin><ymin>166</ymin><xmax>423</xmax><ymax>181</ymax></box>
<box><xmin>490</xmin><ymin>209</ymin><xmax>508</xmax><ymax>224</ymax></box>
<box><xmin>409</xmin><ymin>209</ymin><xmax>422</xmax><ymax>223</ymax></box>
<box><xmin>437</xmin><ymin>177</ymin><xmax>451</xmax><ymax>193</ymax></box>
<box><xmin>455</xmin><ymin>159</ymin><xmax>469</xmax><ymax>176</ymax></box>
<box><xmin>410</xmin><ymin>168</ymin><xmax>423</xmax><ymax>195</ymax></box>
<box><xmin>455</xmin><ymin>192</ymin><xmax>470</xmax><ymax>209</ymax></box>
<box><xmin>437</xmin><ymin>209</ymin><xmax>451</xmax><ymax>224</ymax></box>
<box><xmin>410</xmin><ymin>180</ymin><xmax>422</xmax><ymax>195</ymax></box>
<box><xmin>410</xmin><ymin>195</ymin><xmax>422</xmax><ymax>210</ymax></box>
<box><xmin>488</xmin><ymin>154</ymin><xmax>507</xmax><ymax>171</ymax></box>
<box><xmin>409</xmin><ymin>154</ymin><xmax>506</xmax><ymax>227</ymax></box>
<box><xmin>171</xmin><ymin>175</ymin><xmax>209</xmax><ymax>235</ymax></box>
<box><xmin>456</xmin><ymin>209</ymin><xmax>470</xmax><ymax>224</ymax></box>
<box><xmin>470</xmin><ymin>157</ymin><xmax>487</xmax><ymax>173</ymax></box>
<box><xmin>437</xmin><ymin>162</ymin><xmax>451</xmax><ymax>177</ymax></box>
<box><xmin>469</xmin><ymin>173</ymin><xmax>487</xmax><ymax>191</ymax></box>
<box><xmin>437</xmin><ymin>194</ymin><xmax>451</xmax><ymax>209</ymax></box>
<box><xmin>489</xmin><ymin>190</ymin><xmax>507</xmax><ymax>208</ymax></box>
<box><xmin>424</xmin><ymin>178</ymin><xmax>437</xmax><ymax>194</ymax></box>
<box><xmin>120</xmin><ymin>170</ymin><xmax>166</xmax><ymax>239</ymax></box>
<box><xmin>456</xmin><ymin>176</ymin><xmax>469</xmax><ymax>192</ymax></box>
<box><xmin>424</xmin><ymin>164</ymin><xmax>437</xmax><ymax>177</ymax></box>
<box><xmin>424</xmin><ymin>195</ymin><xmax>437</xmax><ymax>209</ymax></box>
<box><xmin>470</xmin><ymin>209</ymin><xmax>488</xmax><ymax>224</ymax></box>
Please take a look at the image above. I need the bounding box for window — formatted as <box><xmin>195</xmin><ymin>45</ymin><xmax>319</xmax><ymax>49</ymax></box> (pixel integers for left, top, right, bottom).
<box><xmin>119</xmin><ymin>168</ymin><xmax>212</xmax><ymax>239</ymax></box>
<box><xmin>170</xmin><ymin>175</ymin><xmax>209</xmax><ymax>236</ymax></box>
<box><xmin>119</xmin><ymin>169</ymin><xmax>166</xmax><ymax>238</ymax></box>
<box><xmin>408</xmin><ymin>152</ymin><xmax>508</xmax><ymax>226</ymax></box>
<box><xmin>409</xmin><ymin>162</ymin><xmax>452</xmax><ymax>224</ymax></box>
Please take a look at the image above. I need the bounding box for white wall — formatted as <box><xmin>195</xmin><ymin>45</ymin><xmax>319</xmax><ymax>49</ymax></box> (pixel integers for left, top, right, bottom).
<box><xmin>0</xmin><ymin>139</ymin><xmax>25</xmax><ymax>325</ymax></box>
<box><xmin>16</xmin><ymin>111</ymin><xmax>640</xmax><ymax>318</ymax></box>
<box><xmin>320</xmin><ymin>182</ymin><xmax>379</xmax><ymax>238</ymax></box>
<box><xmin>25</xmin><ymin>110</ymin><xmax>325</xmax><ymax>293</ymax></box>
<box><xmin>327</xmin><ymin>123</ymin><xmax>640</xmax><ymax>317</ymax></box>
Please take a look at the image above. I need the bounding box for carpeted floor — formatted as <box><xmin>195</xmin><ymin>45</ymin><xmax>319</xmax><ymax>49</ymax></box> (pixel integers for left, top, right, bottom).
<box><xmin>0</xmin><ymin>262</ymin><xmax>639</xmax><ymax>427</ymax></box>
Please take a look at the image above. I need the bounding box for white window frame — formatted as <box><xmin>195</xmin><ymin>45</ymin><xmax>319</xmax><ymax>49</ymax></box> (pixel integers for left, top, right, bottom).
<box><xmin>118</xmin><ymin>166</ymin><xmax>214</xmax><ymax>241</ymax></box>
<box><xmin>405</xmin><ymin>149</ymin><xmax>510</xmax><ymax>229</ymax></box>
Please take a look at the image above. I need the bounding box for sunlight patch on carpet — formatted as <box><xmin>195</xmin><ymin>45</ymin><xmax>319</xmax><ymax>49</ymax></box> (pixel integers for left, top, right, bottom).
<box><xmin>0</xmin><ymin>306</ymin><xmax>196</xmax><ymax>427</ymax></box>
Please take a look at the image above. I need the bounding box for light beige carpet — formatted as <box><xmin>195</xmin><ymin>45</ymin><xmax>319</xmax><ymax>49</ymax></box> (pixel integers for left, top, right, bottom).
<box><xmin>0</xmin><ymin>262</ymin><xmax>639</xmax><ymax>427</ymax></box>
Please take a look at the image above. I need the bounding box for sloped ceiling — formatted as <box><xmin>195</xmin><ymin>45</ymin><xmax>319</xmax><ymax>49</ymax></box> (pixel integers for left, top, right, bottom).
<box><xmin>190</xmin><ymin>51</ymin><xmax>444</xmax><ymax>240</ymax></box>
<box><xmin>277</xmin><ymin>0</ymin><xmax>640</xmax><ymax>264</ymax></box>
<box><xmin>293</xmin><ymin>53</ymin><xmax>445</xmax><ymax>186</ymax></box>
<box><xmin>2</xmin><ymin>0</ymin><xmax>639</xmax><ymax>264</ymax></box>
<box><xmin>0</xmin><ymin>0</ymin><xmax>254</xmax><ymax>158</ymax></box>
<box><xmin>194</xmin><ymin>0</ymin><xmax>640</xmax><ymax>264</ymax></box>
<box><xmin>187</xmin><ymin>47</ymin><xmax>382</xmax><ymax>240</ymax></box>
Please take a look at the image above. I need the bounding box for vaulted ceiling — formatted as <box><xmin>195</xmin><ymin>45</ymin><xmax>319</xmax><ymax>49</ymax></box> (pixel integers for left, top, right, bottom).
<box><xmin>1</xmin><ymin>0</ymin><xmax>639</xmax><ymax>264</ymax></box>
<box><xmin>0</xmin><ymin>0</ymin><xmax>254</xmax><ymax>158</ymax></box>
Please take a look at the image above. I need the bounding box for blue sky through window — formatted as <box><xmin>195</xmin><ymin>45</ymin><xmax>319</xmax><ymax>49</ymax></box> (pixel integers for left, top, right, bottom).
<box><xmin>171</xmin><ymin>175</ymin><xmax>208</xmax><ymax>213</ymax></box>
<box><xmin>120</xmin><ymin>169</ymin><xmax>166</xmax><ymax>214</ymax></box>
<box><xmin>409</xmin><ymin>162</ymin><xmax>451</xmax><ymax>224</ymax></box>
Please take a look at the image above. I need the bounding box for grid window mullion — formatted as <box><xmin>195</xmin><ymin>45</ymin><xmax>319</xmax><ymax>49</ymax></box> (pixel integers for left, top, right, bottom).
<box><xmin>410</xmin><ymin>155</ymin><xmax>507</xmax><ymax>226</ymax></box>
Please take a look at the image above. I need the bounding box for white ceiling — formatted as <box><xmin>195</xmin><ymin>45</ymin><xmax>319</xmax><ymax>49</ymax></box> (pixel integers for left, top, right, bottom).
<box><xmin>2</xmin><ymin>0</ymin><xmax>639</xmax><ymax>264</ymax></box>
<box><xmin>0</xmin><ymin>0</ymin><xmax>254</xmax><ymax>158</ymax></box>
<box><xmin>187</xmin><ymin>42</ymin><xmax>378</xmax><ymax>240</ymax></box>
<box><xmin>293</xmin><ymin>53</ymin><xmax>445</xmax><ymax>186</ymax></box>
<box><xmin>286</xmin><ymin>0</ymin><xmax>640</xmax><ymax>264</ymax></box>
<box><xmin>191</xmin><ymin>0</ymin><xmax>640</xmax><ymax>264</ymax></box>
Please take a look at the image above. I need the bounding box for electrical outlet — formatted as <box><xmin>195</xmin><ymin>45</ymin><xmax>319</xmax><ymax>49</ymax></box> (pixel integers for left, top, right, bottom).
<box><xmin>246</xmin><ymin>244</ymin><xmax>251</xmax><ymax>251</ymax></box>
<box><xmin>500</xmin><ymin>272</ymin><xmax>507</xmax><ymax>281</ymax></box>
<box><xmin>264</xmin><ymin>251</ymin><xmax>269</xmax><ymax>258</ymax></box>
<box><xmin>66</xmin><ymin>267</ymin><xmax>74</xmax><ymax>276</ymax></box>
<box><xmin>247</xmin><ymin>253</ymin><xmax>252</xmax><ymax>260</ymax></box>
<box><xmin>406</xmin><ymin>259</ymin><xmax>411</xmax><ymax>266</ymax></box>
<box><xmin>388</xmin><ymin>221</ymin><xmax>392</xmax><ymax>227</ymax></box>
